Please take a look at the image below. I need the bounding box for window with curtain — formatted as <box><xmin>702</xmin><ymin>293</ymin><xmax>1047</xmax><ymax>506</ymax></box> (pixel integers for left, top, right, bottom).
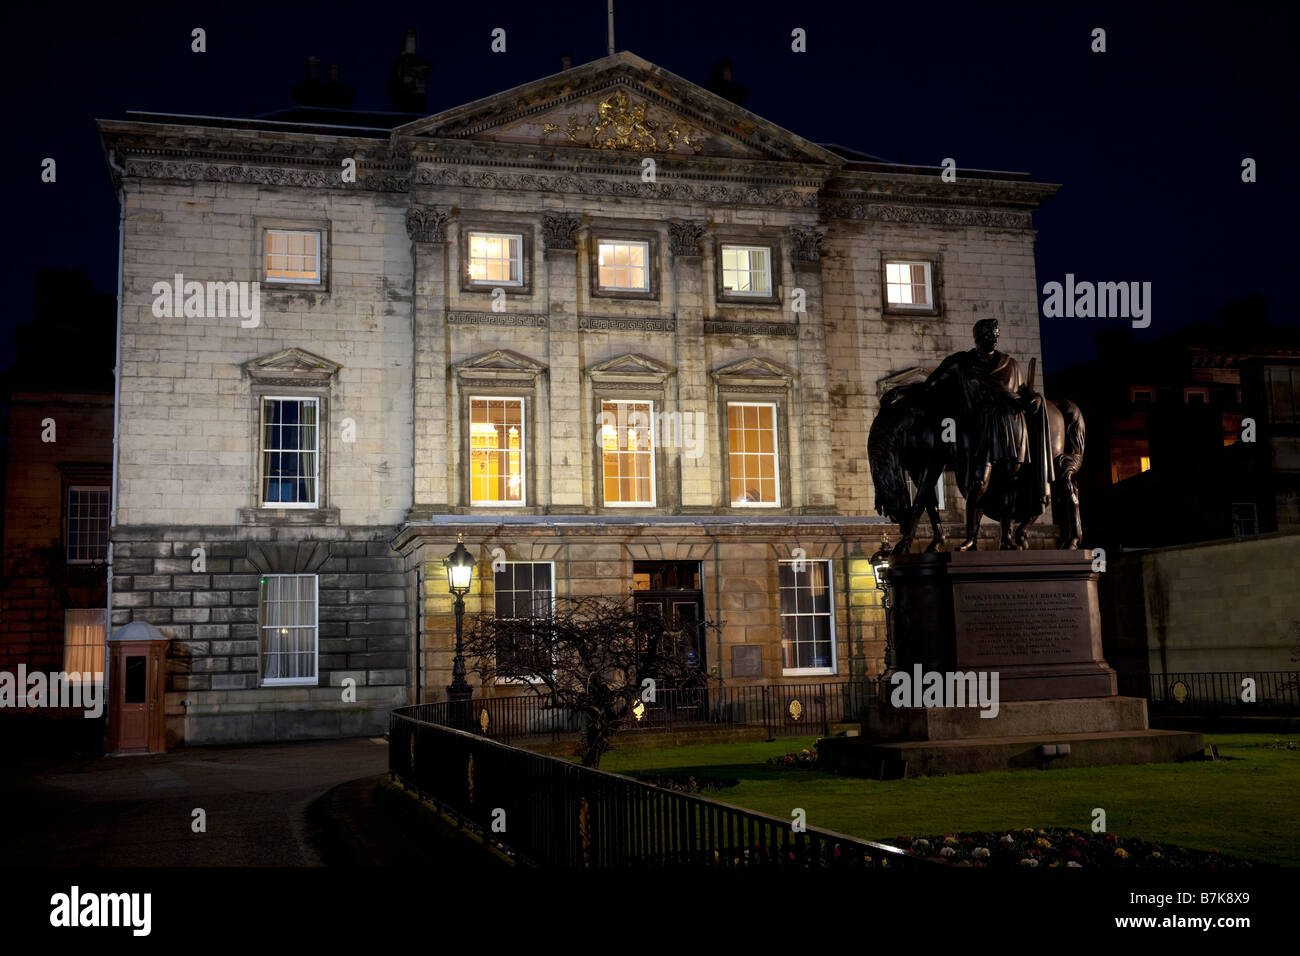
<box><xmin>779</xmin><ymin>560</ymin><xmax>834</xmax><ymax>673</ymax></box>
<box><xmin>467</xmin><ymin>232</ymin><xmax>523</xmax><ymax>285</ymax></box>
<box><xmin>720</xmin><ymin>245</ymin><xmax>772</xmax><ymax>296</ymax></box>
<box><xmin>494</xmin><ymin>562</ymin><xmax>554</xmax><ymax>680</ymax></box>
<box><xmin>600</xmin><ymin>400</ymin><xmax>655</xmax><ymax>505</ymax></box>
<box><xmin>727</xmin><ymin>402</ymin><xmax>779</xmax><ymax>506</ymax></box>
<box><xmin>259</xmin><ymin>574</ymin><xmax>318</xmax><ymax>684</ymax></box>
<box><xmin>264</xmin><ymin>229</ymin><xmax>321</xmax><ymax>282</ymax></box>
<box><xmin>885</xmin><ymin>260</ymin><xmax>932</xmax><ymax>308</ymax></box>
<box><xmin>63</xmin><ymin>609</ymin><xmax>106</xmax><ymax>676</ymax></box>
<box><xmin>262</xmin><ymin>398</ymin><xmax>319</xmax><ymax>506</ymax></box>
<box><xmin>470</xmin><ymin>397</ymin><xmax>525</xmax><ymax>504</ymax></box>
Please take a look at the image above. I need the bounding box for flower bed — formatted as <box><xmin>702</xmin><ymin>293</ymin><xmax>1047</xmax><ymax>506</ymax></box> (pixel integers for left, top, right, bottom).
<box><xmin>888</xmin><ymin>828</ymin><xmax>1255</xmax><ymax>867</ymax></box>
<box><xmin>766</xmin><ymin>748</ymin><xmax>819</xmax><ymax>769</ymax></box>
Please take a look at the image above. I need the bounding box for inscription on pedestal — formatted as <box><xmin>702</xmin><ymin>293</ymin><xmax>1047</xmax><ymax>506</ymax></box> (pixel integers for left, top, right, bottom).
<box><xmin>954</xmin><ymin>583</ymin><xmax>1091</xmax><ymax>667</ymax></box>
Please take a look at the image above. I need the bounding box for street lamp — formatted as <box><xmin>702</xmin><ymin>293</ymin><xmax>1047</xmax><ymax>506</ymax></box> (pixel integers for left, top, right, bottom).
<box><xmin>444</xmin><ymin>533</ymin><xmax>475</xmax><ymax>702</ymax></box>
<box><xmin>869</xmin><ymin>534</ymin><xmax>896</xmax><ymax>691</ymax></box>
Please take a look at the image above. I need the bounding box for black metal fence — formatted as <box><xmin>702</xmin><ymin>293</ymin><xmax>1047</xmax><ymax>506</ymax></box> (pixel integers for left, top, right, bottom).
<box><xmin>405</xmin><ymin>680</ymin><xmax>877</xmax><ymax>744</ymax></box>
<box><xmin>389</xmin><ymin>704</ymin><xmax>922</xmax><ymax>868</ymax></box>
<box><xmin>1121</xmin><ymin>671</ymin><xmax>1300</xmax><ymax>716</ymax></box>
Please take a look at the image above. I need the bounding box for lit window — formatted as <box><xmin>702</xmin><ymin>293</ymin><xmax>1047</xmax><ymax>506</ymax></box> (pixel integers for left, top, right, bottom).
<box><xmin>1184</xmin><ymin>388</ymin><xmax>1209</xmax><ymax>404</ymax></box>
<box><xmin>494</xmin><ymin>562</ymin><xmax>554</xmax><ymax>681</ymax></box>
<box><xmin>597</xmin><ymin>241</ymin><xmax>649</xmax><ymax>291</ymax></box>
<box><xmin>779</xmin><ymin>560</ymin><xmax>834</xmax><ymax>673</ymax></box>
<box><xmin>66</xmin><ymin>486</ymin><xmax>109</xmax><ymax>563</ymax></box>
<box><xmin>64</xmin><ymin>609</ymin><xmax>106</xmax><ymax>676</ymax></box>
<box><xmin>470</xmin><ymin>397</ymin><xmax>525</xmax><ymax>505</ymax></box>
<box><xmin>259</xmin><ymin>574</ymin><xmax>318</xmax><ymax>685</ymax></box>
<box><xmin>720</xmin><ymin>245</ymin><xmax>772</xmax><ymax>296</ymax></box>
<box><xmin>906</xmin><ymin>474</ymin><xmax>946</xmax><ymax>511</ymax></box>
<box><xmin>885</xmin><ymin>261</ymin><xmax>932</xmax><ymax>308</ymax></box>
<box><xmin>727</xmin><ymin>402</ymin><xmax>779</xmax><ymax>506</ymax></box>
<box><xmin>1140</xmin><ymin>456</ymin><xmax>1151</xmax><ymax>472</ymax></box>
<box><xmin>467</xmin><ymin>233</ymin><xmax>523</xmax><ymax>285</ymax></box>
<box><xmin>265</xmin><ymin>230</ymin><xmax>321</xmax><ymax>283</ymax></box>
<box><xmin>601</xmin><ymin>399</ymin><xmax>655</xmax><ymax>505</ymax></box>
<box><xmin>262</xmin><ymin>398</ymin><xmax>319</xmax><ymax>507</ymax></box>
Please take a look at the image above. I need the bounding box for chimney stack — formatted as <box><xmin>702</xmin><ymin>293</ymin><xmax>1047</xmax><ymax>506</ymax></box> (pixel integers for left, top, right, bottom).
<box><xmin>706</xmin><ymin>58</ymin><xmax>747</xmax><ymax>105</ymax></box>
<box><xmin>388</xmin><ymin>29</ymin><xmax>432</xmax><ymax>113</ymax></box>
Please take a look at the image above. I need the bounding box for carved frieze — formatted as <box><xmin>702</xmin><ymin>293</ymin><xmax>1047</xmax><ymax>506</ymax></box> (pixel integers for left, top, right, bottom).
<box><xmin>447</xmin><ymin>311</ymin><xmax>548</xmax><ymax>329</ymax></box>
<box><xmin>542</xmin><ymin>89</ymin><xmax>704</xmax><ymax>154</ymax></box>
<box><xmin>703</xmin><ymin>319</ymin><xmax>799</xmax><ymax>337</ymax></box>
<box><xmin>579</xmin><ymin>315</ymin><xmax>676</xmax><ymax>332</ymax></box>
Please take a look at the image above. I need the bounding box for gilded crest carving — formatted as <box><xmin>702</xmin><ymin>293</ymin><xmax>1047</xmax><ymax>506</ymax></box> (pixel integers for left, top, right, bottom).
<box><xmin>544</xmin><ymin>90</ymin><xmax>703</xmax><ymax>154</ymax></box>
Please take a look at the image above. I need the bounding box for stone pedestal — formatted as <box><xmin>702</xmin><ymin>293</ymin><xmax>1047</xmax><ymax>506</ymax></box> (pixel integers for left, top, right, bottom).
<box><xmin>890</xmin><ymin>550</ymin><xmax>1116</xmax><ymax>701</ymax></box>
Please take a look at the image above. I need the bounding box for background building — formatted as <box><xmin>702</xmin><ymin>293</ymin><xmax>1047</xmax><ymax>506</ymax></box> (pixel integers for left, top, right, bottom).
<box><xmin>98</xmin><ymin>49</ymin><xmax>1057</xmax><ymax>746</ymax></box>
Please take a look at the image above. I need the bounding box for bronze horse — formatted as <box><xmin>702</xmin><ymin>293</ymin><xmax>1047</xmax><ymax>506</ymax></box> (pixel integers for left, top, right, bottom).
<box><xmin>867</xmin><ymin>371</ymin><xmax>1086</xmax><ymax>558</ymax></box>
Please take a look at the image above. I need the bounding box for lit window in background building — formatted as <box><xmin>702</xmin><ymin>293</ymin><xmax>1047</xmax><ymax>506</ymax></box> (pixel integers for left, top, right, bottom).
<box><xmin>601</xmin><ymin>399</ymin><xmax>654</xmax><ymax>504</ymax></box>
<box><xmin>470</xmin><ymin>398</ymin><xmax>524</xmax><ymax>504</ymax></box>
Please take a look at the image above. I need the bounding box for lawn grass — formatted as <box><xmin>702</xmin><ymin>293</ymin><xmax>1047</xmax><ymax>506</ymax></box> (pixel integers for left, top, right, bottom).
<box><xmin>597</xmin><ymin>733</ymin><xmax>1300</xmax><ymax>865</ymax></box>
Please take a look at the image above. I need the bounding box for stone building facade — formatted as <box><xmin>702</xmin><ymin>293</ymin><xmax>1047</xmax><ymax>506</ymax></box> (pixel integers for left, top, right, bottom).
<box><xmin>98</xmin><ymin>53</ymin><xmax>1056</xmax><ymax>745</ymax></box>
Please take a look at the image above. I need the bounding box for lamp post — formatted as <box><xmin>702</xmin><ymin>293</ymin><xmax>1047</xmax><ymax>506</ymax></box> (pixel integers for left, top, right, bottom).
<box><xmin>444</xmin><ymin>533</ymin><xmax>475</xmax><ymax>704</ymax></box>
<box><xmin>869</xmin><ymin>534</ymin><xmax>896</xmax><ymax>693</ymax></box>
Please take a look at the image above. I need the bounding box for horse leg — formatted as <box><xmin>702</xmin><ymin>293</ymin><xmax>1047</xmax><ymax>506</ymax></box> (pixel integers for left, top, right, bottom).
<box><xmin>956</xmin><ymin>464</ymin><xmax>991</xmax><ymax>551</ymax></box>
<box><xmin>1058</xmin><ymin>472</ymin><xmax>1082</xmax><ymax>549</ymax></box>
<box><xmin>999</xmin><ymin>462</ymin><xmax>1019</xmax><ymax>550</ymax></box>
<box><xmin>924</xmin><ymin>500</ymin><xmax>947</xmax><ymax>553</ymax></box>
<box><xmin>914</xmin><ymin>461</ymin><xmax>947</xmax><ymax>553</ymax></box>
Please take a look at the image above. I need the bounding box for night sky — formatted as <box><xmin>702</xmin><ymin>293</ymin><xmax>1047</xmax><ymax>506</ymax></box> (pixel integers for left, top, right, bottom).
<box><xmin>4</xmin><ymin>0</ymin><xmax>1296</xmax><ymax>373</ymax></box>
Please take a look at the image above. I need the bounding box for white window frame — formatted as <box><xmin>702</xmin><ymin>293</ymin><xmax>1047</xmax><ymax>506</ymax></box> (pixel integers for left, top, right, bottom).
<box><xmin>66</xmin><ymin>485</ymin><xmax>110</xmax><ymax>564</ymax></box>
<box><xmin>469</xmin><ymin>396</ymin><xmax>527</xmax><ymax>507</ymax></box>
<box><xmin>596</xmin><ymin>240</ymin><xmax>651</xmax><ymax>292</ymax></box>
<box><xmin>492</xmin><ymin>561</ymin><xmax>557</xmax><ymax>685</ymax></box>
<box><xmin>258</xmin><ymin>573</ymin><xmax>319</xmax><ymax>687</ymax></box>
<box><xmin>63</xmin><ymin>608</ymin><xmax>106</xmax><ymax>678</ymax></box>
<box><xmin>884</xmin><ymin>260</ymin><xmax>933</xmax><ymax>309</ymax></box>
<box><xmin>778</xmin><ymin>558</ymin><xmax>837</xmax><ymax>676</ymax></box>
<box><xmin>260</xmin><ymin>396</ymin><xmax>321</xmax><ymax>509</ymax></box>
<box><xmin>719</xmin><ymin>244</ymin><xmax>773</xmax><ymax>297</ymax></box>
<box><xmin>466</xmin><ymin>231</ymin><xmax>524</xmax><ymax>287</ymax></box>
<box><xmin>1184</xmin><ymin>387</ymin><xmax>1209</xmax><ymax>404</ymax></box>
<box><xmin>727</xmin><ymin>401</ymin><xmax>781</xmax><ymax>507</ymax></box>
<box><xmin>264</xmin><ymin>229</ymin><xmax>322</xmax><ymax>284</ymax></box>
<box><xmin>600</xmin><ymin>399</ymin><xmax>657</xmax><ymax>507</ymax></box>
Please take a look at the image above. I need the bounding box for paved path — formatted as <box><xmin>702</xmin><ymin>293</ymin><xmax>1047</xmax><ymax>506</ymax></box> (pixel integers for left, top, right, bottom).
<box><xmin>0</xmin><ymin>738</ymin><xmax>399</xmax><ymax>866</ymax></box>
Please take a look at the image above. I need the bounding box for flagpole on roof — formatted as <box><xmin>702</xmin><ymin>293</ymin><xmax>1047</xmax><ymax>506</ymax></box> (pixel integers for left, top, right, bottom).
<box><xmin>607</xmin><ymin>0</ymin><xmax>615</xmax><ymax>56</ymax></box>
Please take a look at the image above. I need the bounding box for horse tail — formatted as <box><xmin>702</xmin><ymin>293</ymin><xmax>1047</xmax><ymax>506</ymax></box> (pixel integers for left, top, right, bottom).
<box><xmin>868</xmin><ymin>386</ymin><xmax>922</xmax><ymax>523</ymax></box>
<box><xmin>1054</xmin><ymin>398</ymin><xmax>1085</xmax><ymax>477</ymax></box>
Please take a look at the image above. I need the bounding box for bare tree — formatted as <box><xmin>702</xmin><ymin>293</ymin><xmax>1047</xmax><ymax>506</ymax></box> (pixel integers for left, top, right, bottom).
<box><xmin>461</xmin><ymin>594</ymin><xmax>718</xmax><ymax>768</ymax></box>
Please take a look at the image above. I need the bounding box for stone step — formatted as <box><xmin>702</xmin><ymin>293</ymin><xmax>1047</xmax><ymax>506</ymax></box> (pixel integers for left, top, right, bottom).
<box><xmin>818</xmin><ymin>728</ymin><xmax>1205</xmax><ymax>777</ymax></box>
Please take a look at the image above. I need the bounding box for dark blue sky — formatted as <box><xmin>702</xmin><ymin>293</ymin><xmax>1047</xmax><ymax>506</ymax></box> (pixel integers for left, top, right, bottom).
<box><xmin>4</xmin><ymin>0</ymin><xmax>1296</xmax><ymax>372</ymax></box>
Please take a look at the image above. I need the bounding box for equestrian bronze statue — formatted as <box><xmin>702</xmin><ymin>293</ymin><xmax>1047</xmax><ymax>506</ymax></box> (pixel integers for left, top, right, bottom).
<box><xmin>867</xmin><ymin>318</ymin><xmax>1085</xmax><ymax>557</ymax></box>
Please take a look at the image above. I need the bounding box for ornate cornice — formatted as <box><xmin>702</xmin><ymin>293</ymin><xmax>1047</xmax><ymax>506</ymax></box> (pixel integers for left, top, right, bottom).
<box><xmin>789</xmin><ymin>226</ymin><xmax>827</xmax><ymax>262</ymax></box>
<box><xmin>541</xmin><ymin>213</ymin><xmax>581</xmax><ymax>250</ymax></box>
<box><xmin>413</xmin><ymin>164</ymin><xmax>818</xmax><ymax>210</ymax></box>
<box><xmin>820</xmin><ymin>200</ymin><xmax>1034</xmax><ymax>229</ymax></box>
<box><xmin>406</xmin><ymin>204</ymin><xmax>450</xmax><ymax>243</ymax></box>
<box><xmin>668</xmin><ymin>220</ymin><xmax>707</xmax><ymax>257</ymax></box>
<box><xmin>579</xmin><ymin>315</ymin><xmax>676</xmax><ymax>332</ymax></box>
<box><xmin>704</xmin><ymin>319</ymin><xmax>799</xmax><ymax>337</ymax></box>
<box><xmin>447</xmin><ymin>310</ymin><xmax>548</xmax><ymax>329</ymax></box>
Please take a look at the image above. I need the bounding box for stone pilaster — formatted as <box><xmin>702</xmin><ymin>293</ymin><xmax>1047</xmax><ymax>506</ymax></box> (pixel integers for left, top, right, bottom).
<box><xmin>408</xmin><ymin>203</ymin><xmax>452</xmax><ymax>519</ymax></box>
<box><xmin>670</xmin><ymin>220</ymin><xmax>712</xmax><ymax>510</ymax></box>
<box><xmin>790</xmin><ymin>226</ymin><xmax>837</xmax><ymax>512</ymax></box>
<box><xmin>543</xmin><ymin>213</ymin><xmax>584</xmax><ymax>511</ymax></box>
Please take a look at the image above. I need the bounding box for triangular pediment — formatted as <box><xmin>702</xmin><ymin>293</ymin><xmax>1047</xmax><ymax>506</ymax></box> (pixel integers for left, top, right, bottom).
<box><xmin>453</xmin><ymin>349</ymin><xmax>546</xmax><ymax>374</ymax></box>
<box><xmin>242</xmin><ymin>347</ymin><xmax>341</xmax><ymax>383</ymax></box>
<box><xmin>586</xmin><ymin>352</ymin><xmax>675</xmax><ymax>382</ymax></box>
<box><xmin>396</xmin><ymin>52</ymin><xmax>840</xmax><ymax>166</ymax></box>
<box><xmin>712</xmin><ymin>357</ymin><xmax>794</xmax><ymax>384</ymax></box>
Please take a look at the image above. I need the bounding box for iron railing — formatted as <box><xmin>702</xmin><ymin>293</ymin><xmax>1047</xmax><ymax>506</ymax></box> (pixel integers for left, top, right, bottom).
<box><xmin>389</xmin><ymin>704</ymin><xmax>922</xmax><ymax>868</ymax></box>
<box><xmin>407</xmin><ymin>680</ymin><xmax>878</xmax><ymax>744</ymax></box>
<box><xmin>1120</xmin><ymin>670</ymin><xmax>1300</xmax><ymax>716</ymax></box>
